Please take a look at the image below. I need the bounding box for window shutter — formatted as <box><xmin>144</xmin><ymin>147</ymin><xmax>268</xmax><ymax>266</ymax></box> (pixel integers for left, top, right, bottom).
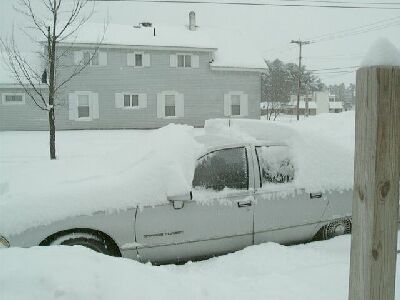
<box><xmin>240</xmin><ymin>94</ymin><xmax>248</xmax><ymax>117</ymax></box>
<box><xmin>143</xmin><ymin>53</ymin><xmax>151</xmax><ymax>67</ymax></box>
<box><xmin>74</xmin><ymin>51</ymin><xmax>83</xmax><ymax>65</ymax></box>
<box><xmin>127</xmin><ymin>53</ymin><xmax>135</xmax><ymax>66</ymax></box>
<box><xmin>90</xmin><ymin>92</ymin><xmax>99</xmax><ymax>119</ymax></box>
<box><xmin>157</xmin><ymin>93</ymin><xmax>165</xmax><ymax>118</ymax></box>
<box><xmin>192</xmin><ymin>55</ymin><xmax>199</xmax><ymax>68</ymax></box>
<box><xmin>99</xmin><ymin>51</ymin><xmax>107</xmax><ymax>66</ymax></box>
<box><xmin>139</xmin><ymin>93</ymin><xmax>147</xmax><ymax>108</ymax></box>
<box><xmin>115</xmin><ymin>93</ymin><xmax>123</xmax><ymax>108</ymax></box>
<box><xmin>68</xmin><ymin>93</ymin><xmax>78</xmax><ymax>120</ymax></box>
<box><xmin>170</xmin><ymin>54</ymin><xmax>177</xmax><ymax>67</ymax></box>
<box><xmin>176</xmin><ymin>93</ymin><xmax>184</xmax><ymax>117</ymax></box>
<box><xmin>224</xmin><ymin>93</ymin><xmax>231</xmax><ymax>116</ymax></box>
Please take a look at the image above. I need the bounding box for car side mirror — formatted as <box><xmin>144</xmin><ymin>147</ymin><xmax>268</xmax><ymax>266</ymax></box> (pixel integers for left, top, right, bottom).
<box><xmin>168</xmin><ymin>191</ymin><xmax>192</xmax><ymax>209</ymax></box>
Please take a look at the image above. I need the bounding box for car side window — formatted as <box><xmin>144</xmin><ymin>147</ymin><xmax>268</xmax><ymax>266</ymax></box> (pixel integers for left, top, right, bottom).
<box><xmin>256</xmin><ymin>146</ymin><xmax>295</xmax><ymax>187</ymax></box>
<box><xmin>192</xmin><ymin>147</ymin><xmax>248</xmax><ymax>191</ymax></box>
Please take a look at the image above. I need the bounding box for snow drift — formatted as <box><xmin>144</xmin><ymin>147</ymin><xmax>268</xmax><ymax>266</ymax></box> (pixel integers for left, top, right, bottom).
<box><xmin>205</xmin><ymin>112</ymin><xmax>355</xmax><ymax>192</ymax></box>
<box><xmin>0</xmin><ymin>113</ymin><xmax>355</xmax><ymax>236</ymax></box>
<box><xmin>0</xmin><ymin>124</ymin><xmax>203</xmax><ymax>236</ymax></box>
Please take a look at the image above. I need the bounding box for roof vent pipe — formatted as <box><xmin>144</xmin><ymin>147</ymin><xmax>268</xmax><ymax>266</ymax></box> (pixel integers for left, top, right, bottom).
<box><xmin>189</xmin><ymin>11</ymin><xmax>196</xmax><ymax>31</ymax></box>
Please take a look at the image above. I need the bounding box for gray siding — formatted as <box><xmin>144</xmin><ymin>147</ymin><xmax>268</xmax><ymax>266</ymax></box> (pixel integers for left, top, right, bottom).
<box><xmin>0</xmin><ymin>47</ymin><xmax>261</xmax><ymax>130</ymax></box>
<box><xmin>0</xmin><ymin>88</ymin><xmax>48</xmax><ymax>131</ymax></box>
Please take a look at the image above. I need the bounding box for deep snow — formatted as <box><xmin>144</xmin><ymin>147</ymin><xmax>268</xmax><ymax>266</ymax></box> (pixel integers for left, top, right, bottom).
<box><xmin>0</xmin><ymin>113</ymin><xmax>355</xmax><ymax>236</ymax></box>
<box><xmin>1</xmin><ymin>234</ymin><xmax>400</xmax><ymax>300</ymax></box>
<box><xmin>361</xmin><ymin>38</ymin><xmax>400</xmax><ymax>67</ymax></box>
<box><xmin>0</xmin><ymin>125</ymin><xmax>203</xmax><ymax>236</ymax></box>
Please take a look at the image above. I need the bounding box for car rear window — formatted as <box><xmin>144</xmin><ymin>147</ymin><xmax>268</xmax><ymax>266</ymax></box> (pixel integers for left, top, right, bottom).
<box><xmin>192</xmin><ymin>147</ymin><xmax>248</xmax><ymax>191</ymax></box>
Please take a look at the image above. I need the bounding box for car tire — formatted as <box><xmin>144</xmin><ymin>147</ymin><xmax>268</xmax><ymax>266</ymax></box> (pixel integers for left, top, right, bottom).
<box><xmin>49</xmin><ymin>232</ymin><xmax>118</xmax><ymax>256</ymax></box>
<box><xmin>321</xmin><ymin>218</ymin><xmax>352</xmax><ymax>240</ymax></box>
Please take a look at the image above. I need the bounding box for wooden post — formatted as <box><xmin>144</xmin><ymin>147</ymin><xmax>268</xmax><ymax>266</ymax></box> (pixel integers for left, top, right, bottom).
<box><xmin>349</xmin><ymin>66</ymin><xmax>400</xmax><ymax>300</ymax></box>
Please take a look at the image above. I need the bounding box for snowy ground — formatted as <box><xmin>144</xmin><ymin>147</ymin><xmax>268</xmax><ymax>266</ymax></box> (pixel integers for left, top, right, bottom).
<box><xmin>1</xmin><ymin>234</ymin><xmax>400</xmax><ymax>300</ymax></box>
<box><xmin>0</xmin><ymin>112</ymin><xmax>372</xmax><ymax>299</ymax></box>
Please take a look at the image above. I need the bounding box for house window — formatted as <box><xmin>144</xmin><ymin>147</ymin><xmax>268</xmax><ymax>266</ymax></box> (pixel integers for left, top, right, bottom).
<box><xmin>124</xmin><ymin>94</ymin><xmax>139</xmax><ymax>108</ymax></box>
<box><xmin>177</xmin><ymin>54</ymin><xmax>191</xmax><ymax>68</ymax></box>
<box><xmin>2</xmin><ymin>93</ymin><xmax>25</xmax><ymax>105</ymax></box>
<box><xmin>135</xmin><ymin>53</ymin><xmax>143</xmax><ymax>67</ymax></box>
<box><xmin>77</xmin><ymin>94</ymin><xmax>90</xmax><ymax>118</ymax></box>
<box><xmin>83</xmin><ymin>51</ymin><xmax>99</xmax><ymax>66</ymax></box>
<box><xmin>165</xmin><ymin>94</ymin><xmax>176</xmax><ymax>117</ymax></box>
<box><xmin>231</xmin><ymin>95</ymin><xmax>241</xmax><ymax>116</ymax></box>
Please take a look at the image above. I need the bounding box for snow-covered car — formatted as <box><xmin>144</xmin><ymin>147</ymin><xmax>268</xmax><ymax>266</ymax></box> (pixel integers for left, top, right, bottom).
<box><xmin>0</xmin><ymin>138</ymin><xmax>352</xmax><ymax>263</ymax></box>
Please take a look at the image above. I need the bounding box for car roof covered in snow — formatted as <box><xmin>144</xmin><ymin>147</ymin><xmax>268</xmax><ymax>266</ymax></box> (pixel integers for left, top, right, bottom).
<box><xmin>194</xmin><ymin>134</ymin><xmax>287</xmax><ymax>154</ymax></box>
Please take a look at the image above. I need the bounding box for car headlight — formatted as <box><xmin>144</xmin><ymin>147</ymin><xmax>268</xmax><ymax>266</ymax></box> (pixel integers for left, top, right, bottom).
<box><xmin>0</xmin><ymin>235</ymin><xmax>10</xmax><ymax>248</ymax></box>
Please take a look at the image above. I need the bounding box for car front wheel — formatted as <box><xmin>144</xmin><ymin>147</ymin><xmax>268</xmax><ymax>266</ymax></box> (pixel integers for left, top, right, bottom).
<box><xmin>49</xmin><ymin>232</ymin><xmax>118</xmax><ymax>256</ymax></box>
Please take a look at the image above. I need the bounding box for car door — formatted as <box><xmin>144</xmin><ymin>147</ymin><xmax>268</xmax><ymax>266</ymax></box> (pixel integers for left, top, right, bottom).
<box><xmin>253</xmin><ymin>145</ymin><xmax>329</xmax><ymax>245</ymax></box>
<box><xmin>135</xmin><ymin>146</ymin><xmax>254</xmax><ymax>264</ymax></box>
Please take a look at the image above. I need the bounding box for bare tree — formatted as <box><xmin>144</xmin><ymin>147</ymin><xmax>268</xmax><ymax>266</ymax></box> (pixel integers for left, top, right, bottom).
<box><xmin>1</xmin><ymin>0</ymin><xmax>105</xmax><ymax>159</ymax></box>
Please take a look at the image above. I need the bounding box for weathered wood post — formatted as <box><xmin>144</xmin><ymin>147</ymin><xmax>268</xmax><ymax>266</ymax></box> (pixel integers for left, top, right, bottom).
<box><xmin>349</xmin><ymin>66</ymin><xmax>400</xmax><ymax>299</ymax></box>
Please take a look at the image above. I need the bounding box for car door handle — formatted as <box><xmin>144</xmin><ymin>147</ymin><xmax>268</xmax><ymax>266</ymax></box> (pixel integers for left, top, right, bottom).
<box><xmin>310</xmin><ymin>192</ymin><xmax>322</xmax><ymax>199</ymax></box>
<box><xmin>237</xmin><ymin>201</ymin><xmax>252</xmax><ymax>208</ymax></box>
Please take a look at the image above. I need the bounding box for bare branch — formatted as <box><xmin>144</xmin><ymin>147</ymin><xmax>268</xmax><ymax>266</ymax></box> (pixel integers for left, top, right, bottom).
<box><xmin>16</xmin><ymin>0</ymin><xmax>48</xmax><ymax>39</ymax></box>
<box><xmin>0</xmin><ymin>35</ymin><xmax>49</xmax><ymax>110</ymax></box>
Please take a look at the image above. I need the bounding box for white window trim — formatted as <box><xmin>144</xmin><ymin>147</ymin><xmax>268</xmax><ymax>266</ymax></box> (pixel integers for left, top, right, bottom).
<box><xmin>1</xmin><ymin>93</ymin><xmax>25</xmax><ymax>105</ymax></box>
<box><xmin>176</xmin><ymin>53</ymin><xmax>193</xmax><ymax>68</ymax></box>
<box><xmin>76</xmin><ymin>50</ymin><xmax>106</xmax><ymax>67</ymax></box>
<box><xmin>230</xmin><ymin>94</ymin><xmax>242</xmax><ymax>117</ymax></box>
<box><xmin>157</xmin><ymin>90</ymin><xmax>184</xmax><ymax>119</ymax></box>
<box><xmin>163</xmin><ymin>92</ymin><xmax>177</xmax><ymax>118</ymax></box>
<box><xmin>122</xmin><ymin>93</ymin><xmax>140</xmax><ymax>109</ymax></box>
<box><xmin>76</xmin><ymin>91</ymin><xmax>93</xmax><ymax>121</ymax></box>
<box><xmin>224</xmin><ymin>91</ymin><xmax>248</xmax><ymax>118</ymax></box>
<box><xmin>133</xmin><ymin>52</ymin><xmax>144</xmax><ymax>68</ymax></box>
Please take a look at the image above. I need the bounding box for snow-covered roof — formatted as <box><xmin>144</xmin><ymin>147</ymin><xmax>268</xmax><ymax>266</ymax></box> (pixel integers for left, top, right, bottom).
<box><xmin>62</xmin><ymin>22</ymin><xmax>266</xmax><ymax>70</ymax></box>
<box><xmin>288</xmin><ymin>101</ymin><xmax>317</xmax><ymax>109</ymax></box>
<box><xmin>0</xmin><ymin>51</ymin><xmax>44</xmax><ymax>86</ymax></box>
<box><xmin>329</xmin><ymin>102</ymin><xmax>343</xmax><ymax>109</ymax></box>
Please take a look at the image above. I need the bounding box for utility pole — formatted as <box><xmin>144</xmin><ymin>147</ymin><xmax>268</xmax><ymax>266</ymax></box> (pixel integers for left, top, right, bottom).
<box><xmin>291</xmin><ymin>39</ymin><xmax>310</xmax><ymax>121</ymax></box>
<box><xmin>349</xmin><ymin>66</ymin><xmax>400</xmax><ymax>300</ymax></box>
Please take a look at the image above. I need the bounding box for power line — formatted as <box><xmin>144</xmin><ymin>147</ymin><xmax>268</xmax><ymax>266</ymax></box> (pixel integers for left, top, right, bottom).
<box><xmin>309</xmin><ymin>65</ymin><xmax>359</xmax><ymax>71</ymax></box>
<box><xmin>95</xmin><ymin>0</ymin><xmax>400</xmax><ymax>10</ymax></box>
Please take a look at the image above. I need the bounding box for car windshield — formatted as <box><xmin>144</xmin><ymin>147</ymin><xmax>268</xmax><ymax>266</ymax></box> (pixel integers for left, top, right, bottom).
<box><xmin>192</xmin><ymin>147</ymin><xmax>248</xmax><ymax>191</ymax></box>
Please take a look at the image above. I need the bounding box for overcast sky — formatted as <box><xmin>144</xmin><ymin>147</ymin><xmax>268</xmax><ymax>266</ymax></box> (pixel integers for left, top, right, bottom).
<box><xmin>1</xmin><ymin>0</ymin><xmax>399</xmax><ymax>85</ymax></box>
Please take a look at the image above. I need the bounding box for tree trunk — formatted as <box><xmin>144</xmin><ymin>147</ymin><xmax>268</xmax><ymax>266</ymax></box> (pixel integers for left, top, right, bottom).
<box><xmin>49</xmin><ymin>107</ymin><xmax>56</xmax><ymax>159</ymax></box>
<box><xmin>48</xmin><ymin>2</ymin><xmax>57</xmax><ymax>160</ymax></box>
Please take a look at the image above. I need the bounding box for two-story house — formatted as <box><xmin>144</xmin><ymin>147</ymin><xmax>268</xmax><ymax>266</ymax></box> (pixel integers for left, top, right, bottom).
<box><xmin>0</xmin><ymin>12</ymin><xmax>266</xmax><ymax>130</ymax></box>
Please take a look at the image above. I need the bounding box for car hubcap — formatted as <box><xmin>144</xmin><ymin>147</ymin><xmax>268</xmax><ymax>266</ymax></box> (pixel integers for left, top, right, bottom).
<box><xmin>333</xmin><ymin>223</ymin><xmax>346</xmax><ymax>235</ymax></box>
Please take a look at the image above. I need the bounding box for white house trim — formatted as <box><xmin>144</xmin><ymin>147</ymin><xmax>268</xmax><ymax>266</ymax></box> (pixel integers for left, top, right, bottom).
<box><xmin>59</xmin><ymin>42</ymin><xmax>217</xmax><ymax>52</ymax></box>
<box><xmin>115</xmin><ymin>92</ymin><xmax>147</xmax><ymax>109</ymax></box>
<box><xmin>157</xmin><ymin>90</ymin><xmax>184</xmax><ymax>118</ymax></box>
<box><xmin>211</xmin><ymin>66</ymin><xmax>266</xmax><ymax>72</ymax></box>
<box><xmin>68</xmin><ymin>91</ymin><xmax>99</xmax><ymax>121</ymax></box>
<box><xmin>127</xmin><ymin>52</ymin><xmax>151</xmax><ymax>67</ymax></box>
<box><xmin>224</xmin><ymin>91</ymin><xmax>248</xmax><ymax>117</ymax></box>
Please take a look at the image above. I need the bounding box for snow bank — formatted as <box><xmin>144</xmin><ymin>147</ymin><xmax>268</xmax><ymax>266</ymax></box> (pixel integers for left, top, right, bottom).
<box><xmin>0</xmin><ymin>237</ymin><xmax>354</xmax><ymax>300</ymax></box>
<box><xmin>205</xmin><ymin>112</ymin><xmax>355</xmax><ymax>192</ymax></box>
<box><xmin>0</xmin><ymin>125</ymin><xmax>203</xmax><ymax>236</ymax></box>
<box><xmin>6</xmin><ymin>232</ymin><xmax>400</xmax><ymax>300</ymax></box>
<box><xmin>361</xmin><ymin>38</ymin><xmax>400</xmax><ymax>67</ymax></box>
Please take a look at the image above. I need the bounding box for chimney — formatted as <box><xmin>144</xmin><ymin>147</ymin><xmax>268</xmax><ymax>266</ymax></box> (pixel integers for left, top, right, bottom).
<box><xmin>189</xmin><ymin>11</ymin><xmax>196</xmax><ymax>31</ymax></box>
